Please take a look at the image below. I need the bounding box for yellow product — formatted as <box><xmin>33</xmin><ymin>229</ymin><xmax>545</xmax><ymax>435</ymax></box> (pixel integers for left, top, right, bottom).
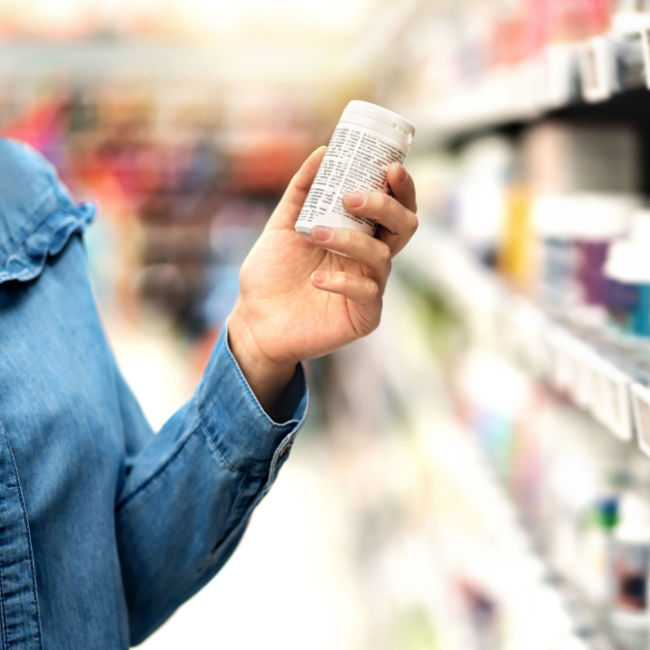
<box><xmin>499</xmin><ymin>183</ymin><xmax>535</xmax><ymax>292</ymax></box>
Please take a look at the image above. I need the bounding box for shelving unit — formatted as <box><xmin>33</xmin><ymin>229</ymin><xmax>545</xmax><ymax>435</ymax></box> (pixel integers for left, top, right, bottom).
<box><xmin>380</xmin><ymin>231</ymin><xmax>650</xmax><ymax>648</ymax></box>
<box><xmin>393</xmin><ymin>6</ymin><xmax>650</xmax><ymax>454</ymax></box>
<box><xmin>380</xmin><ymin>8</ymin><xmax>650</xmax><ymax>647</ymax></box>
<box><xmin>401</xmin><ymin>229</ymin><xmax>650</xmax><ymax>450</ymax></box>
<box><xmin>398</xmin><ymin>10</ymin><xmax>650</xmax><ymax>145</ymax></box>
<box><xmin>328</xmin><ymin>273</ymin><xmax>603</xmax><ymax>649</ymax></box>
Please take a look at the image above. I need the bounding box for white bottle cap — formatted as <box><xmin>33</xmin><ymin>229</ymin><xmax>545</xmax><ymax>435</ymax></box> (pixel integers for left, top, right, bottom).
<box><xmin>532</xmin><ymin>192</ymin><xmax>635</xmax><ymax>240</ymax></box>
<box><xmin>532</xmin><ymin>194</ymin><xmax>575</xmax><ymax>238</ymax></box>
<box><xmin>616</xmin><ymin>491</ymin><xmax>650</xmax><ymax>542</ymax></box>
<box><xmin>342</xmin><ymin>100</ymin><xmax>415</xmax><ymax>138</ymax></box>
<box><xmin>572</xmin><ymin>193</ymin><xmax>635</xmax><ymax>241</ymax></box>
<box><xmin>630</xmin><ymin>210</ymin><xmax>650</xmax><ymax>244</ymax></box>
<box><xmin>605</xmin><ymin>210</ymin><xmax>650</xmax><ymax>283</ymax></box>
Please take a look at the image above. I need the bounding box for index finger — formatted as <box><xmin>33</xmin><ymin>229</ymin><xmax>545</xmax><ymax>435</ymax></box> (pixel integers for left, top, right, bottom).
<box><xmin>267</xmin><ymin>146</ymin><xmax>327</xmax><ymax>230</ymax></box>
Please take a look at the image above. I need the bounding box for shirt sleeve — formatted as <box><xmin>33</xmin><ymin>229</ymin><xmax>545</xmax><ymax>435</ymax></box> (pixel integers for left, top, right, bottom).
<box><xmin>114</xmin><ymin>320</ymin><xmax>308</xmax><ymax>645</ymax></box>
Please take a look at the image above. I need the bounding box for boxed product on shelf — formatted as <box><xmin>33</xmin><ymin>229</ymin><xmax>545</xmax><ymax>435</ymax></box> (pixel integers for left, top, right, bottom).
<box><xmin>523</xmin><ymin>121</ymin><xmax>639</xmax><ymax>196</ymax></box>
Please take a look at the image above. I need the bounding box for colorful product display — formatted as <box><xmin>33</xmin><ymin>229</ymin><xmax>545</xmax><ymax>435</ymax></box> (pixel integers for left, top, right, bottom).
<box><xmin>605</xmin><ymin>212</ymin><xmax>650</xmax><ymax>337</ymax></box>
<box><xmin>403</xmin><ymin>70</ymin><xmax>650</xmax><ymax>646</ymax></box>
<box><xmin>385</xmin><ymin>0</ymin><xmax>650</xmax><ymax>133</ymax></box>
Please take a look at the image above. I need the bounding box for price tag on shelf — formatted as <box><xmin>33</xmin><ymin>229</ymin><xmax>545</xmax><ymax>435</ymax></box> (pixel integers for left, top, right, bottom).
<box><xmin>544</xmin><ymin>43</ymin><xmax>579</xmax><ymax>109</ymax></box>
<box><xmin>508</xmin><ymin>59</ymin><xmax>546</xmax><ymax>119</ymax></box>
<box><xmin>580</xmin><ymin>37</ymin><xmax>615</xmax><ymax>102</ymax></box>
<box><xmin>572</xmin><ymin>341</ymin><xmax>599</xmax><ymax>412</ymax></box>
<box><xmin>500</xmin><ymin>297</ymin><xmax>543</xmax><ymax>373</ymax></box>
<box><xmin>546</xmin><ymin>326</ymin><xmax>571</xmax><ymax>391</ymax></box>
<box><xmin>565</xmin><ymin>334</ymin><xmax>583</xmax><ymax>405</ymax></box>
<box><xmin>642</xmin><ymin>27</ymin><xmax>650</xmax><ymax>88</ymax></box>
<box><xmin>612</xmin><ymin>11</ymin><xmax>650</xmax><ymax>89</ymax></box>
<box><xmin>591</xmin><ymin>357</ymin><xmax>633</xmax><ymax>441</ymax></box>
<box><xmin>586</xmin><ymin>354</ymin><xmax>606</xmax><ymax>420</ymax></box>
<box><xmin>612</xmin><ymin>30</ymin><xmax>645</xmax><ymax>90</ymax></box>
<box><xmin>526</xmin><ymin>326</ymin><xmax>551</xmax><ymax>378</ymax></box>
<box><xmin>632</xmin><ymin>383</ymin><xmax>650</xmax><ymax>456</ymax></box>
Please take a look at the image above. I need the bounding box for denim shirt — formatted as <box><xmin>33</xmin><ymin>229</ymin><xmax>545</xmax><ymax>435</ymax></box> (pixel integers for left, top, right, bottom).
<box><xmin>0</xmin><ymin>139</ymin><xmax>308</xmax><ymax>649</ymax></box>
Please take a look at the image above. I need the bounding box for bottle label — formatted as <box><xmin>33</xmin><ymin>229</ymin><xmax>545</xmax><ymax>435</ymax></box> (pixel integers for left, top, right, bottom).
<box><xmin>296</xmin><ymin>123</ymin><xmax>407</xmax><ymax>235</ymax></box>
<box><xmin>612</xmin><ymin>541</ymin><xmax>649</xmax><ymax>614</ymax></box>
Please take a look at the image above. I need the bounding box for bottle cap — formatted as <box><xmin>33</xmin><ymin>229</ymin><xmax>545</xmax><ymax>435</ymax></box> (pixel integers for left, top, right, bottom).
<box><xmin>533</xmin><ymin>193</ymin><xmax>635</xmax><ymax>239</ymax></box>
<box><xmin>605</xmin><ymin>239</ymin><xmax>650</xmax><ymax>283</ymax></box>
<box><xmin>594</xmin><ymin>496</ymin><xmax>619</xmax><ymax>530</ymax></box>
<box><xmin>343</xmin><ymin>100</ymin><xmax>415</xmax><ymax>138</ymax></box>
<box><xmin>617</xmin><ymin>491</ymin><xmax>650</xmax><ymax>538</ymax></box>
<box><xmin>630</xmin><ymin>210</ymin><xmax>650</xmax><ymax>243</ymax></box>
<box><xmin>572</xmin><ymin>193</ymin><xmax>635</xmax><ymax>241</ymax></box>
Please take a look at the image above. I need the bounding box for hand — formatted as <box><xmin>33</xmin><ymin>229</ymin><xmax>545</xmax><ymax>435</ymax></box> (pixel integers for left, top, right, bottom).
<box><xmin>228</xmin><ymin>146</ymin><xmax>418</xmax><ymax>412</ymax></box>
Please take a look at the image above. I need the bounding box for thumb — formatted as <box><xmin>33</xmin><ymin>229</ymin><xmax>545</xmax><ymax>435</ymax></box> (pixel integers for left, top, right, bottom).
<box><xmin>267</xmin><ymin>145</ymin><xmax>326</xmax><ymax>229</ymax></box>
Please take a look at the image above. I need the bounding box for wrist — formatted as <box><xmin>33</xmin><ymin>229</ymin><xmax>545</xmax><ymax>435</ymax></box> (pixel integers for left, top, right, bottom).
<box><xmin>227</xmin><ymin>304</ymin><xmax>297</xmax><ymax>414</ymax></box>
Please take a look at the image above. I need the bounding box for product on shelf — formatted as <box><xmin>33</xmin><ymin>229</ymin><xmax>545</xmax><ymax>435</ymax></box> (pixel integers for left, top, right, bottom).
<box><xmin>387</xmin><ymin>0</ymin><xmax>650</xmax><ymax>136</ymax></box>
<box><xmin>533</xmin><ymin>193</ymin><xmax>636</xmax><ymax>313</ymax></box>
<box><xmin>401</xmin><ymin>104</ymin><xmax>650</xmax><ymax>644</ymax></box>
<box><xmin>610</xmin><ymin>490</ymin><xmax>650</xmax><ymax>646</ymax></box>
<box><xmin>604</xmin><ymin>210</ymin><xmax>650</xmax><ymax>336</ymax></box>
<box><xmin>450</xmin><ymin>136</ymin><xmax>516</xmax><ymax>264</ymax></box>
<box><xmin>523</xmin><ymin>121</ymin><xmax>639</xmax><ymax>196</ymax></box>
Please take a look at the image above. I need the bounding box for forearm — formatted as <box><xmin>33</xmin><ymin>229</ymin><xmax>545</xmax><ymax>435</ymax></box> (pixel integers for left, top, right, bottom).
<box><xmin>115</xmin><ymin>323</ymin><xmax>308</xmax><ymax>643</ymax></box>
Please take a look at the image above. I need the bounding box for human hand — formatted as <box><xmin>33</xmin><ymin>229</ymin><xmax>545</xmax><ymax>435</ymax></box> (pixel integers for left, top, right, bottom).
<box><xmin>228</xmin><ymin>146</ymin><xmax>418</xmax><ymax>412</ymax></box>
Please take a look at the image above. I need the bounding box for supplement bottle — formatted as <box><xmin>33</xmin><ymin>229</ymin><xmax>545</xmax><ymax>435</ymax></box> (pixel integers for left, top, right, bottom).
<box><xmin>295</xmin><ymin>100</ymin><xmax>415</xmax><ymax>237</ymax></box>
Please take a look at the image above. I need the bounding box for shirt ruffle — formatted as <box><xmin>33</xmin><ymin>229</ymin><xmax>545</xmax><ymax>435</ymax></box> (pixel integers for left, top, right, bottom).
<box><xmin>0</xmin><ymin>138</ymin><xmax>96</xmax><ymax>284</ymax></box>
<box><xmin>0</xmin><ymin>198</ymin><xmax>96</xmax><ymax>284</ymax></box>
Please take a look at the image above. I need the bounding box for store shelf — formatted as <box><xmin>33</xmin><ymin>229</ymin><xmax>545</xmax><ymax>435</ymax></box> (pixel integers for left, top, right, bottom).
<box><xmin>345</xmin><ymin>268</ymin><xmax>625</xmax><ymax>649</ymax></box>
<box><xmin>435</xmin><ymin>86</ymin><xmax>650</xmax><ymax>154</ymax></box>
<box><xmin>325</xmin><ymin>284</ymin><xmax>582</xmax><ymax>648</ymax></box>
<box><xmin>400</xmin><ymin>228</ymin><xmax>650</xmax><ymax>457</ymax></box>
<box><xmin>387</xmin><ymin>230</ymin><xmax>650</xmax><ymax>648</ymax></box>
<box><xmin>411</xmin><ymin>14</ymin><xmax>650</xmax><ymax>146</ymax></box>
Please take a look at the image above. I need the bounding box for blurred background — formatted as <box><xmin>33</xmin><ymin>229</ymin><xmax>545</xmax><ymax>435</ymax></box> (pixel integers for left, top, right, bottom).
<box><xmin>7</xmin><ymin>1</ymin><xmax>650</xmax><ymax>649</ymax></box>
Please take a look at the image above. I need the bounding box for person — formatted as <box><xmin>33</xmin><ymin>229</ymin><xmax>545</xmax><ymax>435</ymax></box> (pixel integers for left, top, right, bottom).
<box><xmin>0</xmin><ymin>139</ymin><xmax>417</xmax><ymax>649</ymax></box>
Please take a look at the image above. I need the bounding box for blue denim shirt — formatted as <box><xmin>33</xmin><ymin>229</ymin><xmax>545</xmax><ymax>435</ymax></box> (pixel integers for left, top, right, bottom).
<box><xmin>0</xmin><ymin>139</ymin><xmax>308</xmax><ymax>649</ymax></box>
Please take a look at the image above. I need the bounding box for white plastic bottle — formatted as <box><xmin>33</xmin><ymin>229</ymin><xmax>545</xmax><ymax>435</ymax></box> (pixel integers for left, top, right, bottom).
<box><xmin>295</xmin><ymin>100</ymin><xmax>415</xmax><ymax>237</ymax></box>
<box><xmin>609</xmin><ymin>490</ymin><xmax>650</xmax><ymax>646</ymax></box>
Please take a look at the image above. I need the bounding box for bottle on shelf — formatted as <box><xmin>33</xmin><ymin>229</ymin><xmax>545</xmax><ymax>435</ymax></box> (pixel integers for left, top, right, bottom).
<box><xmin>609</xmin><ymin>489</ymin><xmax>650</xmax><ymax>647</ymax></box>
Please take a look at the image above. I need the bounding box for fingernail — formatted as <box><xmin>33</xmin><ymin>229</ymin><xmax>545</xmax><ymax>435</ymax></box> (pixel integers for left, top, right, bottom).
<box><xmin>396</xmin><ymin>164</ymin><xmax>406</xmax><ymax>181</ymax></box>
<box><xmin>343</xmin><ymin>193</ymin><xmax>365</xmax><ymax>208</ymax></box>
<box><xmin>311</xmin><ymin>226</ymin><xmax>333</xmax><ymax>242</ymax></box>
<box><xmin>312</xmin><ymin>271</ymin><xmax>327</xmax><ymax>283</ymax></box>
